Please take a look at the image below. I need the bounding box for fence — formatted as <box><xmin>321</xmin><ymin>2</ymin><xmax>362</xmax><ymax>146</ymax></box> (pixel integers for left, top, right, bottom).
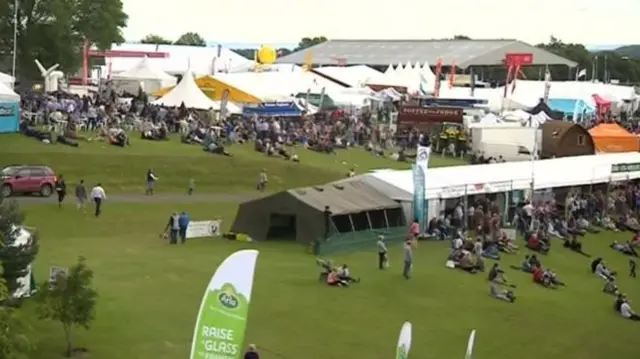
<box><xmin>313</xmin><ymin>226</ymin><xmax>407</xmax><ymax>256</ymax></box>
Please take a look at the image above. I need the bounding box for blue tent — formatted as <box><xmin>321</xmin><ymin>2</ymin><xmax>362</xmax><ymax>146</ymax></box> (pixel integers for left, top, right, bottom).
<box><xmin>0</xmin><ymin>83</ymin><xmax>20</xmax><ymax>133</ymax></box>
<box><xmin>242</xmin><ymin>101</ymin><xmax>305</xmax><ymax>118</ymax></box>
<box><xmin>547</xmin><ymin>98</ymin><xmax>595</xmax><ymax>121</ymax></box>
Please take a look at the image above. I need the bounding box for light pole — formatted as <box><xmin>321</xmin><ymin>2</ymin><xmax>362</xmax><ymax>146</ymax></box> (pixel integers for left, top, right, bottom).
<box><xmin>11</xmin><ymin>0</ymin><xmax>18</xmax><ymax>85</ymax></box>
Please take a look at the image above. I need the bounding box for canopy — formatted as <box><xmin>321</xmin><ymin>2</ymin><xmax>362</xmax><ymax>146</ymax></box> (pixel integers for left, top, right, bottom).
<box><xmin>0</xmin><ymin>71</ymin><xmax>14</xmax><ymax>87</ymax></box>
<box><xmin>589</xmin><ymin>123</ymin><xmax>640</xmax><ymax>153</ymax></box>
<box><xmin>152</xmin><ymin>69</ymin><xmax>216</xmax><ymax>110</ymax></box>
<box><xmin>242</xmin><ymin>101</ymin><xmax>308</xmax><ymax>118</ymax></box>
<box><xmin>112</xmin><ymin>57</ymin><xmax>177</xmax><ymax>94</ymax></box>
<box><xmin>0</xmin><ymin>81</ymin><xmax>19</xmax><ymax>102</ymax></box>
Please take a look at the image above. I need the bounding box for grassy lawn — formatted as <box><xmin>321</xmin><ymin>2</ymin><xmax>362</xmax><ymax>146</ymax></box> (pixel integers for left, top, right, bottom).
<box><xmin>15</xmin><ymin>201</ymin><xmax>640</xmax><ymax>359</ymax></box>
<box><xmin>0</xmin><ymin>134</ymin><xmax>464</xmax><ymax>194</ymax></box>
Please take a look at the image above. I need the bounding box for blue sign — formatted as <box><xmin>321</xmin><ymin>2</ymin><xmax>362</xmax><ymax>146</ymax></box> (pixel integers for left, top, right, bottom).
<box><xmin>242</xmin><ymin>101</ymin><xmax>303</xmax><ymax>118</ymax></box>
<box><xmin>0</xmin><ymin>102</ymin><xmax>19</xmax><ymax>133</ymax></box>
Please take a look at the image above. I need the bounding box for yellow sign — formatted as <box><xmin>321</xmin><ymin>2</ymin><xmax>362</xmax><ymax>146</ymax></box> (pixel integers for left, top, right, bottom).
<box><xmin>257</xmin><ymin>46</ymin><xmax>277</xmax><ymax>64</ymax></box>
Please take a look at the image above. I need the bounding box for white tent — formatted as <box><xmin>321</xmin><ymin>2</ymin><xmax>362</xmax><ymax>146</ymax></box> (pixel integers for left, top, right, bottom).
<box><xmin>152</xmin><ymin>69</ymin><xmax>216</xmax><ymax>109</ymax></box>
<box><xmin>12</xmin><ymin>226</ymin><xmax>36</xmax><ymax>298</ymax></box>
<box><xmin>0</xmin><ymin>81</ymin><xmax>19</xmax><ymax>102</ymax></box>
<box><xmin>112</xmin><ymin>57</ymin><xmax>177</xmax><ymax>94</ymax></box>
<box><xmin>0</xmin><ymin>71</ymin><xmax>14</xmax><ymax>88</ymax></box>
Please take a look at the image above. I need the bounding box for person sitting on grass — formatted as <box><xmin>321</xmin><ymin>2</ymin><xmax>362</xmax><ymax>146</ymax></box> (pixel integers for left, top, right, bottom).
<box><xmin>563</xmin><ymin>235</ymin><xmax>591</xmax><ymax>257</ymax></box>
<box><xmin>601</xmin><ymin>215</ymin><xmax>619</xmax><ymax>232</ymax></box>
<box><xmin>497</xmin><ymin>232</ymin><xmax>518</xmax><ymax>253</ymax></box>
<box><xmin>316</xmin><ymin>258</ymin><xmax>334</xmax><ymax>282</ymax></box>
<box><xmin>489</xmin><ymin>280</ymin><xmax>516</xmax><ymax>303</ymax></box>
<box><xmin>532</xmin><ymin>264</ymin><xmax>565</xmax><ymax>288</ymax></box>
<box><xmin>338</xmin><ymin>264</ymin><xmax>360</xmax><ymax>283</ymax></box>
<box><xmin>603</xmin><ymin>279</ymin><xmax>619</xmax><ymax>295</ymax></box>
<box><xmin>616</xmin><ymin>294</ymin><xmax>640</xmax><ymax>321</ymax></box>
<box><xmin>577</xmin><ymin>216</ymin><xmax>600</xmax><ymax>234</ymax></box>
<box><xmin>510</xmin><ymin>255</ymin><xmax>534</xmax><ymax>273</ymax></box>
<box><xmin>592</xmin><ymin>257</ymin><xmax>616</xmax><ymax>281</ymax></box>
<box><xmin>567</xmin><ymin>216</ymin><xmax>586</xmax><ymax>236</ymax></box>
<box><xmin>631</xmin><ymin>232</ymin><xmax>640</xmax><ymax>248</ymax></box>
<box><xmin>610</xmin><ymin>240</ymin><xmax>639</xmax><ymax>257</ymax></box>
<box><xmin>526</xmin><ymin>233</ymin><xmax>549</xmax><ymax>254</ymax></box>
<box><xmin>326</xmin><ymin>269</ymin><xmax>348</xmax><ymax>287</ymax></box>
<box><xmin>488</xmin><ymin>263</ymin><xmax>515</xmax><ymax>287</ymax></box>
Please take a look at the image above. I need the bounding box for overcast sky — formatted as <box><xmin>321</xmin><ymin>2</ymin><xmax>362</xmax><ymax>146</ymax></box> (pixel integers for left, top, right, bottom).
<box><xmin>122</xmin><ymin>0</ymin><xmax>639</xmax><ymax>47</ymax></box>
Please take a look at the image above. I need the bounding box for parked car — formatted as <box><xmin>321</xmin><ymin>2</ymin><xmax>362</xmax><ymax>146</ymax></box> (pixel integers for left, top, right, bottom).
<box><xmin>1</xmin><ymin>166</ymin><xmax>57</xmax><ymax>197</ymax></box>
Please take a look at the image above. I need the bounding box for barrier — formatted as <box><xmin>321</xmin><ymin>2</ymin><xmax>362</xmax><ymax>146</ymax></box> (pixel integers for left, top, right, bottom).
<box><xmin>314</xmin><ymin>227</ymin><xmax>407</xmax><ymax>256</ymax></box>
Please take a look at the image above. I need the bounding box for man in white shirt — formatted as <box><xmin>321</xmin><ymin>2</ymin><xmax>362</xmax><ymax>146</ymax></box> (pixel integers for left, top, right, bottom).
<box><xmin>377</xmin><ymin>235</ymin><xmax>388</xmax><ymax>269</ymax></box>
<box><xmin>90</xmin><ymin>183</ymin><xmax>107</xmax><ymax>217</ymax></box>
<box><xmin>620</xmin><ymin>297</ymin><xmax>640</xmax><ymax>321</ymax></box>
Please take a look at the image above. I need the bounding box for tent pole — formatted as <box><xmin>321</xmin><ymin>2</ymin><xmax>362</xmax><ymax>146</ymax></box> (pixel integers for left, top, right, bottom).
<box><xmin>347</xmin><ymin>214</ymin><xmax>356</xmax><ymax>232</ymax></box>
<box><xmin>365</xmin><ymin>212</ymin><xmax>374</xmax><ymax>231</ymax></box>
<box><xmin>382</xmin><ymin>209</ymin><xmax>390</xmax><ymax>229</ymax></box>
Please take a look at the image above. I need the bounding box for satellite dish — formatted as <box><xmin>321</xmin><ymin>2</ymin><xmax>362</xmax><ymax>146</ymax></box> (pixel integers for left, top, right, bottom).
<box><xmin>257</xmin><ymin>46</ymin><xmax>277</xmax><ymax>65</ymax></box>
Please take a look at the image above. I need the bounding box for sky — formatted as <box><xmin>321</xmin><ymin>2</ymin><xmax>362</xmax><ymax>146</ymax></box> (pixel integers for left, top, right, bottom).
<box><xmin>122</xmin><ymin>0</ymin><xmax>640</xmax><ymax>47</ymax></box>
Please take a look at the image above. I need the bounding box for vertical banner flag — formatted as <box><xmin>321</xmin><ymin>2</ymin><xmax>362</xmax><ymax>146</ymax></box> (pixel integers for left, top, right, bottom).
<box><xmin>503</xmin><ymin>64</ymin><xmax>514</xmax><ymax>98</ymax></box>
<box><xmin>543</xmin><ymin>65</ymin><xmax>551</xmax><ymax>104</ymax></box>
<box><xmin>189</xmin><ymin>250</ymin><xmax>259</xmax><ymax>359</ymax></box>
<box><xmin>448</xmin><ymin>60</ymin><xmax>457</xmax><ymax>88</ymax></box>
<box><xmin>469</xmin><ymin>68</ymin><xmax>476</xmax><ymax>96</ymax></box>
<box><xmin>465</xmin><ymin>329</ymin><xmax>476</xmax><ymax>359</ymax></box>
<box><xmin>82</xmin><ymin>40</ymin><xmax>89</xmax><ymax>86</ymax></box>
<box><xmin>511</xmin><ymin>64</ymin><xmax>521</xmax><ymax>94</ymax></box>
<box><xmin>396</xmin><ymin>321</ymin><xmax>412</xmax><ymax>359</ymax></box>
<box><xmin>433</xmin><ymin>58</ymin><xmax>443</xmax><ymax>97</ymax></box>
<box><xmin>220</xmin><ymin>89</ymin><xmax>230</xmax><ymax>120</ymax></box>
<box><xmin>413</xmin><ymin>143</ymin><xmax>430</xmax><ymax>229</ymax></box>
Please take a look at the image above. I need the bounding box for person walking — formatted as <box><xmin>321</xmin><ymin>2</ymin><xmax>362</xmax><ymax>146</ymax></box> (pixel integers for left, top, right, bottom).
<box><xmin>90</xmin><ymin>183</ymin><xmax>106</xmax><ymax>217</ymax></box>
<box><xmin>146</xmin><ymin>169</ymin><xmax>158</xmax><ymax>196</ymax></box>
<box><xmin>257</xmin><ymin>169</ymin><xmax>268</xmax><ymax>192</ymax></box>
<box><xmin>403</xmin><ymin>240</ymin><xmax>413</xmax><ymax>280</ymax></box>
<box><xmin>55</xmin><ymin>175</ymin><xmax>67</xmax><ymax>208</ymax></box>
<box><xmin>75</xmin><ymin>179</ymin><xmax>88</xmax><ymax>210</ymax></box>
<box><xmin>165</xmin><ymin>212</ymin><xmax>180</xmax><ymax>244</ymax></box>
<box><xmin>377</xmin><ymin>235</ymin><xmax>388</xmax><ymax>269</ymax></box>
<box><xmin>178</xmin><ymin>211</ymin><xmax>190</xmax><ymax>244</ymax></box>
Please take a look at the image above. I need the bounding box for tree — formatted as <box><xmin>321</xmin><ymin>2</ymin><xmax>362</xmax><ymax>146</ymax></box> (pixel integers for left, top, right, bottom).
<box><xmin>174</xmin><ymin>32</ymin><xmax>206</xmax><ymax>47</ymax></box>
<box><xmin>0</xmin><ymin>0</ymin><xmax>128</xmax><ymax>79</ymax></box>
<box><xmin>295</xmin><ymin>36</ymin><xmax>327</xmax><ymax>51</ymax></box>
<box><xmin>36</xmin><ymin>257</ymin><xmax>98</xmax><ymax>357</ymax></box>
<box><xmin>0</xmin><ymin>269</ymin><xmax>32</xmax><ymax>359</ymax></box>
<box><xmin>140</xmin><ymin>34</ymin><xmax>172</xmax><ymax>45</ymax></box>
<box><xmin>453</xmin><ymin>35</ymin><xmax>471</xmax><ymax>40</ymax></box>
<box><xmin>0</xmin><ymin>196</ymin><xmax>38</xmax><ymax>296</ymax></box>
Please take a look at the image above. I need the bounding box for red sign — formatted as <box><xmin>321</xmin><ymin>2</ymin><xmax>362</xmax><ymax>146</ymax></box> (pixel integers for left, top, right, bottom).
<box><xmin>504</xmin><ymin>53</ymin><xmax>533</xmax><ymax>66</ymax></box>
<box><xmin>397</xmin><ymin>106</ymin><xmax>463</xmax><ymax>132</ymax></box>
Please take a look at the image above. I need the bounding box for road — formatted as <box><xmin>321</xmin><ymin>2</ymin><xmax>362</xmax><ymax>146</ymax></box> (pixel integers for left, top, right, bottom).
<box><xmin>8</xmin><ymin>193</ymin><xmax>261</xmax><ymax>204</ymax></box>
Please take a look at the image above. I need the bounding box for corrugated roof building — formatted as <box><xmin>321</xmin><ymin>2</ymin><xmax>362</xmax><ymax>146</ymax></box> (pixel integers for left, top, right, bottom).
<box><xmin>276</xmin><ymin>39</ymin><xmax>577</xmax><ymax>68</ymax></box>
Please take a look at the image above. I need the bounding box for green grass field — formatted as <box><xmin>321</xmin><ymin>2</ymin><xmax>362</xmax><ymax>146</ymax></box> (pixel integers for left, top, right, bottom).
<box><xmin>3</xmin><ymin>135</ymin><xmax>640</xmax><ymax>359</ymax></box>
<box><xmin>0</xmin><ymin>134</ymin><xmax>463</xmax><ymax>193</ymax></box>
<box><xmin>16</xmin><ymin>202</ymin><xmax>640</xmax><ymax>359</ymax></box>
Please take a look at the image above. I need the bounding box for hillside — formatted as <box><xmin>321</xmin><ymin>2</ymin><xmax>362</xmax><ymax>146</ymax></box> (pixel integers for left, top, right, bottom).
<box><xmin>615</xmin><ymin>44</ymin><xmax>640</xmax><ymax>59</ymax></box>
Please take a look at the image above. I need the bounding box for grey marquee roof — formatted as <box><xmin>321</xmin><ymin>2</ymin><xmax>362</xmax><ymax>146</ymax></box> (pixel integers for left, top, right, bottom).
<box><xmin>276</xmin><ymin>39</ymin><xmax>577</xmax><ymax>68</ymax></box>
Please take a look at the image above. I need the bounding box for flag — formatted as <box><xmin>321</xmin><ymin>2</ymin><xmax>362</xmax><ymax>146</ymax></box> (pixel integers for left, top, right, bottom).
<box><xmin>448</xmin><ymin>60</ymin><xmax>457</xmax><ymax>88</ymax></box>
<box><xmin>82</xmin><ymin>40</ymin><xmax>89</xmax><ymax>86</ymax></box>
<box><xmin>470</xmin><ymin>68</ymin><xmax>476</xmax><ymax>96</ymax></box>
<box><xmin>303</xmin><ymin>50</ymin><xmax>313</xmax><ymax>71</ymax></box>
<box><xmin>465</xmin><ymin>330</ymin><xmax>476</xmax><ymax>359</ymax></box>
<box><xmin>413</xmin><ymin>143</ymin><xmax>430</xmax><ymax>230</ymax></box>
<box><xmin>511</xmin><ymin>64</ymin><xmax>521</xmax><ymax>94</ymax></box>
<box><xmin>304</xmin><ymin>88</ymin><xmax>311</xmax><ymax>112</ymax></box>
<box><xmin>189</xmin><ymin>249</ymin><xmax>259</xmax><ymax>359</ymax></box>
<box><xmin>433</xmin><ymin>58</ymin><xmax>443</xmax><ymax>97</ymax></box>
<box><xmin>503</xmin><ymin>64</ymin><xmax>514</xmax><ymax>98</ymax></box>
<box><xmin>543</xmin><ymin>66</ymin><xmax>551</xmax><ymax>104</ymax></box>
<box><xmin>576</xmin><ymin>68</ymin><xmax>587</xmax><ymax>80</ymax></box>
<box><xmin>220</xmin><ymin>89</ymin><xmax>230</xmax><ymax>120</ymax></box>
<box><xmin>396</xmin><ymin>322</ymin><xmax>412</xmax><ymax>359</ymax></box>
<box><xmin>419</xmin><ymin>74</ymin><xmax>429</xmax><ymax>96</ymax></box>
<box><xmin>216</xmin><ymin>44</ymin><xmax>222</xmax><ymax>58</ymax></box>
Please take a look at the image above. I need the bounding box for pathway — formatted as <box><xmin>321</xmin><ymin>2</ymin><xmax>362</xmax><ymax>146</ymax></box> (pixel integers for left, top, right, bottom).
<box><xmin>9</xmin><ymin>193</ymin><xmax>261</xmax><ymax>204</ymax></box>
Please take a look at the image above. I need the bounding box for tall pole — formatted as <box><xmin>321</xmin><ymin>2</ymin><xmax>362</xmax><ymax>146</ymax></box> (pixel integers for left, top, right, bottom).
<box><xmin>11</xmin><ymin>0</ymin><xmax>18</xmax><ymax>84</ymax></box>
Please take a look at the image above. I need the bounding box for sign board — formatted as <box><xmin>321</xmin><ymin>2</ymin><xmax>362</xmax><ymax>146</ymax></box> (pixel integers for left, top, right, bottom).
<box><xmin>397</xmin><ymin>106</ymin><xmax>463</xmax><ymax>132</ymax></box>
<box><xmin>504</xmin><ymin>53</ymin><xmax>533</xmax><ymax>66</ymax></box>
<box><xmin>611</xmin><ymin>162</ymin><xmax>640</xmax><ymax>173</ymax></box>
<box><xmin>186</xmin><ymin>220</ymin><xmax>222</xmax><ymax>239</ymax></box>
<box><xmin>49</xmin><ymin>266</ymin><xmax>68</xmax><ymax>289</ymax></box>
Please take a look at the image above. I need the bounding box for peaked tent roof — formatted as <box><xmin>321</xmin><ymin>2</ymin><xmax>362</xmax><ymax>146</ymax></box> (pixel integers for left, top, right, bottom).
<box><xmin>112</xmin><ymin>57</ymin><xmax>176</xmax><ymax>81</ymax></box>
<box><xmin>0</xmin><ymin>71</ymin><xmax>14</xmax><ymax>86</ymax></box>
<box><xmin>589</xmin><ymin>123</ymin><xmax>634</xmax><ymax>137</ymax></box>
<box><xmin>288</xmin><ymin>181</ymin><xmax>399</xmax><ymax>215</ymax></box>
<box><xmin>0</xmin><ymin>81</ymin><xmax>20</xmax><ymax>102</ymax></box>
<box><xmin>152</xmin><ymin>69</ymin><xmax>216</xmax><ymax>109</ymax></box>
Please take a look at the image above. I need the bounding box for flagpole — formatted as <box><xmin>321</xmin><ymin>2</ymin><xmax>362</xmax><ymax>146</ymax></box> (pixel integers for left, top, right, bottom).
<box><xmin>11</xmin><ymin>0</ymin><xmax>18</xmax><ymax>84</ymax></box>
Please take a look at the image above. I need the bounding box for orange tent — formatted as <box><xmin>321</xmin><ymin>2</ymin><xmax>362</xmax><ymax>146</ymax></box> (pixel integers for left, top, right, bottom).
<box><xmin>589</xmin><ymin>123</ymin><xmax>640</xmax><ymax>153</ymax></box>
